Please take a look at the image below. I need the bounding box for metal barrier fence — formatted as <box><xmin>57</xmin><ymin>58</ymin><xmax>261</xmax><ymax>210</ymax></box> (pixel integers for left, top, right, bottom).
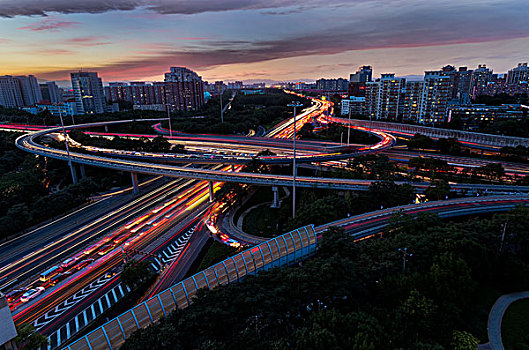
<box><xmin>65</xmin><ymin>225</ymin><xmax>318</xmax><ymax>350</ymax></box>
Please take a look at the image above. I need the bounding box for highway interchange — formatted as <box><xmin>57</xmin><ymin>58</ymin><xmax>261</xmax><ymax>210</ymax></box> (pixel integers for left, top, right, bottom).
<box><xmin>2</xmin><ymin>94</ymin><xmax>529</xmax><ymax>349</ymax></box>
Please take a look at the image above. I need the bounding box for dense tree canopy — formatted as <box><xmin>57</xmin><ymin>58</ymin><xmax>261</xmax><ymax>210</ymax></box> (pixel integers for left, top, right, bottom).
<box><xmin>123</xmin><ymin>207</ymin><xmax>529</xmax><ymax>349</ymax></box>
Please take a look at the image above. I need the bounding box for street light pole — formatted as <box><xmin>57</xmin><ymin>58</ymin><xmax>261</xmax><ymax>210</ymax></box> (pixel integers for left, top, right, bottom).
<box><xmin>166</xmin><ymin>104</ymin><xmax>173</xmax><ymax>137</ymax></box>
<box><xmin>59</xmin><ymin>107</ymin><xmax>77</xmax><ymax>184</ymax></box>
<box><xmin>398</xmin><ymin>247</ymin><xmax>412</xmax><ymax>273</ymax></box>
<box><xmin>287</xmin><ymin>101</ymin><xmax>303</xmax><ymax>219</ymax></box>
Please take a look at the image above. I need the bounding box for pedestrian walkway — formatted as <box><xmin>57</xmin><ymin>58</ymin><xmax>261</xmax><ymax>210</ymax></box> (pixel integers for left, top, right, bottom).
<box><xmin>479</xmin><ymin>291</ymin><xmax>529</xmax><ymax>350</ymax></box>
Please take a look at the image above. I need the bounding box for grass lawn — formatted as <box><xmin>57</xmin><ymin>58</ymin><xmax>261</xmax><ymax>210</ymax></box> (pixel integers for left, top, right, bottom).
<box><xmin>502</xmin><ymin>299</ymin><xmax>529</xmax><ymax>350</ymax></box>
<box><xmin>242</xmin><ymin>205</ymin><xmax>283</xmax><ymax>238</ymax></box>
<box><xmin>197</xmin><ymin>240</ymin><xmax>239</xmax><ymax>271</ymax></box>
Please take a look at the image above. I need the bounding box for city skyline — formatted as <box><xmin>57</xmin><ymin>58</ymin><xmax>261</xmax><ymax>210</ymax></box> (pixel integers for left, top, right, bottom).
<box><xmin>0</xmin><ymin>0</ymin><xmax>528</xmax><ymax>84</ymax></box>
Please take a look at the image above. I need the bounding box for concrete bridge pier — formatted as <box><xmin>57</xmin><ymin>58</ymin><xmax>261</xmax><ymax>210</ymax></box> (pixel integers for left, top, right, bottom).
<box><xmin>69</xmin><ymin>162</ymin><xmax>78</xmax><ymax>184</ymax></box>
<box><xmin>208</xmin><ymin>181</ymin><xmax>214</xmax><ymax>202</ymax></box>
<box><xmin>131</xmin><ymin>172</ymin><xmax>139</xmax><ymax>194</ymax></box>
<box><xmin>271</xmin><ymin>186</ymin><xmax>280</xmax><ymax>208</ymax></box>
<box><xmin>79</xmin><ymin>164</ymin><xmax>86</xmax><ymax>178</ymax></box>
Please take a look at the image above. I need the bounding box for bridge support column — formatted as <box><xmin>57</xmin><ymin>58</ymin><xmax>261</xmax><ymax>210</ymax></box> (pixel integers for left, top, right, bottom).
<box><xmin>208</xmin><ymin>181</ymin><xmax>214</xmax><ymax>203</ymax></box>
<box><xmin>131</xmin><ymin>172</ymin><xmax>139</xmax><ymax>194</ymax></box>
<box><xmin>79</xmin><ymin>164</ymin><xmax>86</xmax><ymax>178</ymax></box>
<box><xmin>270</xmin><ymin>186</ymin><xmax>280</xmax><ymax>208</ymax></box>
<box><xmin>69</xmin><ymin>162</ymin><xmax>78</xmax><ymax>184</ymax></box>
<box><xmin>231</xmin><ymin>164</ymin><xmax>235</xmax><ymax>171</ymax></box>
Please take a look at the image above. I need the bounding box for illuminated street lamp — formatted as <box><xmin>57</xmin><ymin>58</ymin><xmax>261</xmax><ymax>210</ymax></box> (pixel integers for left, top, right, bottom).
<box><xmin>58</xmin><ymin>107</ymin><xmax>77</xmax><ymax>184</ymax></box>
<box><xmin>398</xmin><ymin>247</ymin><xmax>413</xmax><ymax>273</ymax></box>
<box><xmin>287</xmin><ymin>101</ymin><xmax>303</xmax><ymax>219</ymax></box>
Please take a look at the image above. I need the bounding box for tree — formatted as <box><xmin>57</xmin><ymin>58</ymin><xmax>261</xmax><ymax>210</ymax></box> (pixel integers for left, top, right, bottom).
<box><xmin>436</xmin><ymin>137</ymin><xmax>461</xmax><ymax>155</ymax></box>
<box><xmin>15</xmin><ymin>324</ymin><xmax>49</xmax><ymax>350</ymax></box>
<box><xmin>425</xmin><ymin>179</ymin><xmax>451</xmax><ymax>201</ymax></box>
<box><xmin>407</xmin><ymin>133</ymin><xmax>434</xmax><ymax>150</ymax></box>
<box><xmin>451</xmin><ymin>330</ymin><xmax>479</xmax><ymax>350</ymax></box>
<box><xmin>121</xmin><ymin>259</ymin><xmax>154</xmax><ymax>290</ymax></box>
<box><xmin>474</xmin><ymin>163</ymin><xmax>505</xmax><ymax>181</ymax></box>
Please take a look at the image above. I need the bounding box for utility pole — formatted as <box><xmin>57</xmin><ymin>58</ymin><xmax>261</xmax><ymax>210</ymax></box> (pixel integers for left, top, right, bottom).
<box><xmin>500</xmin><ymin>220</ymin><xmax>508</xmax><ymax>254</ymax></box>
<box><xmin>287</xmin><ymin>101</ymin><xmax>303</xmax><ymax>219</ymax></box>
<box><xmin>220</xmin><ymin>91</ymin><xmax>224</xmax><ymax>123</ymax></box>
<box><xmin>166</xmin><ymin>104</ymin><xmax>173</xmax><ymax>137</ymax></box>
<box><xmin>59</xmin><ymin>107</ymin><xmax>77</xmax><ymax>184</ymax></box>
<box><xmin>347</xmin><ymin>107</ymin><xmax>351</xmax><ymax>145</ymax></box>
<box><xmin>398</xmin><ymin>247</ymin><xmax>412</xmax><ymax>273</ymax></box>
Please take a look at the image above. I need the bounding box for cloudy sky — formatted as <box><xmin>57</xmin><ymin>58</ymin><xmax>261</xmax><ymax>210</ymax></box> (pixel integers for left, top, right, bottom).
<box><xmin>0</xmin><ymin>0</ymin><xmax>528</xmax><ymax>85</ymax></box>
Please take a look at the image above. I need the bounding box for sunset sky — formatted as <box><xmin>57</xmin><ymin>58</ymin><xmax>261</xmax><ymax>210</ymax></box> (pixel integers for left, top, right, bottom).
<box><xmin>1</xmin><ymin>0</ymin><xmax>528</xmax><ymax>85</ymax></box>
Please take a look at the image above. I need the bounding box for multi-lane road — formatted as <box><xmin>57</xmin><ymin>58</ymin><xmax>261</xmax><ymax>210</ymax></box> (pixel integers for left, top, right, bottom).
<box><xmin>4</xmin><ymin>93</ymin><xmax>529</xmax><ymax>349</ymax></box>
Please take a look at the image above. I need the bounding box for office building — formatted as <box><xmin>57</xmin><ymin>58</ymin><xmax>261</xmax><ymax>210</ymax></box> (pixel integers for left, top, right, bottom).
<box><xmin>14</xmin><ymin>75</ymin><xmax>42</xmax><ymax>106</ymax></box>
<box><xmin>340</xmin><ymin>96</ymin><xmax>365</xmax><ymax>116</ymax></box>
<box><xmin>40</xmin><ymin>81</ymin><xmax>62</xmax><ymax>103</ymax></box>
<box><xmin>348</xmin><ymin>65</ymin><xmax>372</xmax><ymax>97</ymax></box>
<box><xmin>70</xmin><ymin>71</ymin><xmax>106</xmax><ymax>114</ymax></box>
<box><xmin>0</xmin><ymin>76</ymin><xmax>24</xmax><ymax>108</ymax></box>
<box><xmin>349</xmin><ymin>65</ymin><xmax>373</xmax><ymax>83</ymax></box>
<box><xmin>21</xmin><ymin>101</ymin><xmax>77</xmax><ymax>116</ymax></box>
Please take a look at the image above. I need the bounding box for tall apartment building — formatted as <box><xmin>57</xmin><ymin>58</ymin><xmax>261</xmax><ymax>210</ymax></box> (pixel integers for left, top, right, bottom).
<box><xmin>454</xmin><ymin>67</ymin><xmax>473</xmax><ymax>104</ymax></box>
<box><xmin>419</xmin><ymin>71</ymin><xmax>452</xmax><ymax>124</ymax></box>
<box><xmin>364</xmin><ymin>81</ymin><xmax>379</xmax><ymax>120</ymax></box>
<box><xmin>376</xmin><ymin>74</ymin><xmax>405</xmax><ymax>120</ymax></box>
<box><xmin>469</xmin><ymin>64</ymin><xmax>493</xmax><ymax>99</ymax></box>
<box><xmin>164</xmin><ymin>67</ymin><xmax>204</xmax><ymax>111</ymax></box>
<box><xmin>0</xmin><ymin>76</ymin><xmax>24</xmax><ymax>108</ymax></box>
<box><xmin>401</xmin><ymin>80</ymin><xmax>423</xmax><ymax>121</ymax></box>
<box><xmin>105</xmin><ymin>67</ymin><xmax>204</xmax><ymax>112</ymax></box>
<box><xmin>506</xmin><ymin>63</ymin><xmax>529</xmax><ymax>84</ymax></box>
<box><xmin>14</xmin><ymin>75</ymin><xmax>42</xmax><ymax>106</ymax></box>
<box><xmin>71</xmin><ymin>71</ymin><xmax>105</xmax><ymax>114</ymax></box>
<box><xmin>315</xmin><ymin>78</ymin><xmax>348</xmax><ymax>91</ymax></box>
<box><xmin>228</xmin><ymin>81</ymin><xmax>243</xmax><ymax>90</ymax></box>
<box><xmin>39</xmin><ymin>81</ymin><xmax>62</xmax><ymax>103</ymax></box>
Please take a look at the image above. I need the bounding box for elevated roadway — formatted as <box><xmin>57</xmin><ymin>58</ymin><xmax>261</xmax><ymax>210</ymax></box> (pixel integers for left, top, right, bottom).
<box><xmin>327</xmin><ymin>117</ymin><xmax>529</xmax><ymax>149</ymax></box>
<box><xmin>15</xmin><ymin>120</ymin><xmax>529</xmax><ymax>195</ymax></box>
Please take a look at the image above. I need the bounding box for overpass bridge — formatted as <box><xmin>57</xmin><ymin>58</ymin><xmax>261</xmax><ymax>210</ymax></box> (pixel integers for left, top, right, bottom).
<box><xmin>328</xmin><ymin>117</ymin><xmax>529</xmax><ymax>149</ymax></box>
<box><xmin>15</xmin><ymin>120</ymin><xmax>529</xmax><ymax>196</ymax></box>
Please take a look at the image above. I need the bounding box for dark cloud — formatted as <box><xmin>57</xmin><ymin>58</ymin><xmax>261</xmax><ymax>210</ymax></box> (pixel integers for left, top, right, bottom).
<box><xmin>32</xmin><ymin>0</ymin><xmax>529</xmax><ymax>81</ymax></box>
<box><xmin>0</xmin><ymin>0</ymin><xmax>308</xmax><ymax>17</ymax></box>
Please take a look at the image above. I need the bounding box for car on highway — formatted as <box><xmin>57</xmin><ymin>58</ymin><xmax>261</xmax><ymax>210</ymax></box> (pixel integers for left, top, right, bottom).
<box><xmin>48</xmin><ymin>272</ymin><xmax>72</xmax><ymax>286</ymax></box>
<box><xmin>20</xmin><ymin>287</ymin><xmax>45</xmax><ymax>303</ymax></box>
<box><xmin>5</xmin><ymin>289</ymin><xmax>25</xmax><ymax>303</ymax></box>
<box><xmin>75</xmin><ymin>258</ymin><xmax>94</xmax><ymax>270</ymax></box>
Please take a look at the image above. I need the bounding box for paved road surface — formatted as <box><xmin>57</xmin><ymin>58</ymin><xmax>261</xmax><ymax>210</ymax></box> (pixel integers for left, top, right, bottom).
<box><xmin>480</xmin><ymin>291</ymin><xmax>529</xmax><ymax>350</ymax></box>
